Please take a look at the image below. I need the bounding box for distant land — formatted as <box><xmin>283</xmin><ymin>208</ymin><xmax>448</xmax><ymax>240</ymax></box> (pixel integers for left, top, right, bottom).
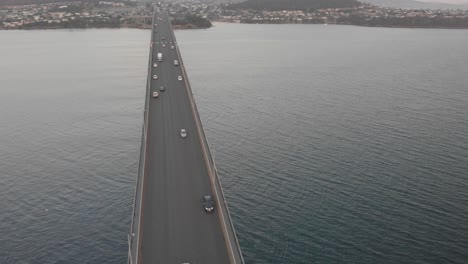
<box><xmin>222</xmin><ymin>0</ymin><xmax>468</xmax><ymax>28</ymax></box>
<box><xmin>0</xmin><ymin>1</ymin><xmax>213</xmax><ymax>30</ymax></box>
<box><xmin>172</xmin><ymin>14</ymin><xmax>213</xmax><ymax>29</ymax></box>
<box><xmin>0</xmin><ymin>0</ymin><xmax>82</xmax><ymax>6</ymax></box>
<box><xmin>2</xmin><ymin>0</ymin><xmax>468</xmax><ymax>30</ymax></box>
<box><xmin>228</xmin><ymin>0</ymin><xmax>362</xmax><ymax>11</ymax></box>
<box><xmin>0</xmin><ymin>0</ymin><xmax>126</xmax><ymax>6</ymax></box>
<box><xmin>362</xmin><ymin>0</ymin><xmax>468</xmax><ymax>9</ymax></box>
<box><xmin>228</xmin><ymin>0</ymin><xmax>468</xmax><ymax>11</ymax></box>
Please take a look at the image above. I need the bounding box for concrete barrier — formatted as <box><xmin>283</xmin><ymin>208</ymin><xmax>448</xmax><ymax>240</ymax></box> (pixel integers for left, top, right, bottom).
<box><xmin>128</xmin><ymin>11</ymin><xmax>155</xmax><ymax>264</ymax></box>
<box><xmin>168</xmin><ymin>14</ymin><xmax>245</xmax><ymax>264</ymax></box>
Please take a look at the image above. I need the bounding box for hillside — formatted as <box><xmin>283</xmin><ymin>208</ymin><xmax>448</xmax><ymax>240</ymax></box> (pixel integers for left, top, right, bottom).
<box><xmin>362</xmin><ymin>0</ymin><xmax>468</xmax><ymax>9</ymax></box>
<box><xmin>172</xmin><ymin>14</ymin><xmax>213</xmax><ymax>29</ymax></box>
<box><xmin>0</xmin><ymin>0</ymin><xmax>63</xmax><ymax>5</ymax></box>
<box><xmin>0</xmin><ymin>0</ymin><xmax>127</xmax><ymax>7</ymax></box>
<box><xmin>228</xmin><ymin>0</ymin><xmax>362</xmax><ymax>11</ymax></box>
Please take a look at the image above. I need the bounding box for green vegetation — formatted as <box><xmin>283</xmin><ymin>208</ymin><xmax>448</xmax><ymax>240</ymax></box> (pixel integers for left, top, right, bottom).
<box><xmin>15</xmin><ymin>17</ymin><xmax>122</xmax><ymax>29</ymax></box>
<box><xmin>229</xmin><ymin>0</ymin><xmax>362</xmax><ymax>11</ymax></box>
<box><xmin>338</xmin><ymin>14</ymin><xmax>468</xmax><ymax>28</ymax></box>
<box><xmin>171</xmin><ymin>14</ymin><xmax>212</xmax><ymax>29</ymax></box>
<box><xmin>1</xmin><ymin>0</ymin><xmax>80</xmax><ymax>6</ymax></box>
<box><xmin>48</xmin><ymin>3</ymin><xmax>85</xmax><ymax>13</ymax></box>
<box><xmin>0</xmin><ymin>0</ymin><xmax>134</xmax><ymax>7</ymax></box>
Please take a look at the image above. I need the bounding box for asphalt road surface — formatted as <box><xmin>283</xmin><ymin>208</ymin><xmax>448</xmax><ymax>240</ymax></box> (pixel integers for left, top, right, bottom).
<box><xmin>138</xmin><ymin>12</ymin><xmax>232</xmax><ymax>264</ymax></box>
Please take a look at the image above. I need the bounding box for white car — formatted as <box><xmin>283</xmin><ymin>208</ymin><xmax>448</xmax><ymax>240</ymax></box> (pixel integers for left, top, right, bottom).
<box><xmin>174</xmin><ymin>60</ymin><xmax>179</xmax><ymax>66</ymax></box>
<box><xmin>153</xmin><ymin>91</ymin><xmax>159</xmax><ymax>98</ymax></box>
<box><xmin>178</xmin><ymin>76</ymin><xmax>183</xmax><ymax>81</ymax></box>
<box><xmin>153</xmin><ymin>63</ymin><xmax>158</xmax><ymax>68</ymax></box>
<box><xmin>162</xmin><ymin>44</ymin><xmax>166</xmax><ymax>48</ymax></box>
<box><xmin>170</xmin><ymin>46</ymin><xmax>175</xmax><ymax>50</ymax></box>
<box><xmin>153</xmin><ymin>75</ymin><xmax>158</xmax><ymax>80</ymax></box>
<box><xmin>180</xmin><ymin>129</ymin><xmax>187</xmax><ymax>138</ymax></box>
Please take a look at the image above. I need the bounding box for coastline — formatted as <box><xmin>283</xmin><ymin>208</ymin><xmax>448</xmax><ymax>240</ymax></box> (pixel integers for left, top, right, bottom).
<box><xmin>0</xmin><ymin>24</ymin><xmax>211</xmax><ymax>30</ymax></box>
<box><xmin>213</xmin><ymin>21</ymin><xmax>468</xmax><ymax>30</ymax></box>
<box><xmin>2</xmin><ymin>22</ymin><xmax>468</xmax><ymax>30</ymax></box>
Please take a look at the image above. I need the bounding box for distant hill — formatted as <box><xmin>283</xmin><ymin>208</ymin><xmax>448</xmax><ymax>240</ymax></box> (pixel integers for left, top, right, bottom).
<box><xmin>172</xmin><ymin>14</ymin><xmax>212</xmax><ymax>29</ymax></box>
<box><xmin>0</xmin><ymin>0</ymin><xmax>127</xmax><ymax>7</ymax></box>
<box><xmin>228</xmin><ymin>0</ymin><xmax>362</xmax><ymax>11</ymax></box>
<box><xmin>362</xmin><ymin>0</ymin><xmax>468</xmax><ymax>9</ymax></box>
<box><xmin>0</xmin><ymin>0</ymin><xmax>62</xmax><ymax>5</ymax></box>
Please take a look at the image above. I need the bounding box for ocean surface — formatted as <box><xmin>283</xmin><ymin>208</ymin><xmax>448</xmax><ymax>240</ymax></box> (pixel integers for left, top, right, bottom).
<box><xmin>0</xmin><ymin>24</ymin><xmax>467</xmax><ymax>264</ymax></box>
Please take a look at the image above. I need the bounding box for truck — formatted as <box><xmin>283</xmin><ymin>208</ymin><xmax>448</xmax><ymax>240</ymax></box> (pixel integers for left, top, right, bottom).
<box><xmin>157</xmin><ymin>53</ymin><xmax>163</xmax><ymax>62</ymax></box>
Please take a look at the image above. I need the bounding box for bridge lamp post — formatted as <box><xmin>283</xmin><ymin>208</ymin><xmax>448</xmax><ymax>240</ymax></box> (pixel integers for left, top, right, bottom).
<box><xmin>211</xmin><ymin>144</ymin><xmax>217</xmax><ymax>177</ymax></box>
<box><xmin>128</xmin><ymin>233</ymin><xmax>135</xmax><ymax>264</ymax></box>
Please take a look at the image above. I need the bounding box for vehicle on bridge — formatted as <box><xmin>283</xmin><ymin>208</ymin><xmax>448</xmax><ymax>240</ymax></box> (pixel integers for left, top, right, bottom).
<box><xmin>128</xmin><ymin>12</ymin><xmax>246</xmax><ymax>264</ymax></box>
<box><xmin>203</xmin><ymin>195</ymin><xmax>214</xmax><ymax>212</ymax></box>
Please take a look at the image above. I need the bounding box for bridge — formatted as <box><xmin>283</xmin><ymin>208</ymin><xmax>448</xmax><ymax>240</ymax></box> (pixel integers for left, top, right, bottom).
<box><xmin>127</xmin><ymin>10</ymin><xmax>245</xmax><ymax>264</ymax></box>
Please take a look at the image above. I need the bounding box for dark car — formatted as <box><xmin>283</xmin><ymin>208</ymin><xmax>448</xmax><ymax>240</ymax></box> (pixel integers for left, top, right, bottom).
<box><xmin>203</xmin><ymin>195</ymin><xmax>214</xmax><ymax>212</ymax></box>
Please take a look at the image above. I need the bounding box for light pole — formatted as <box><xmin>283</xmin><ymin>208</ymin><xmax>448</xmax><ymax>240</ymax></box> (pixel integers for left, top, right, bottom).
<box><xmin>128</xmin><ymin>233</ymin><xmax>135</xmax><ymax>264</ymax></box>
<box><xmin>211</xmin><ymin>144</ymin><xmax>217</xmax><ymax>178</ymax></box>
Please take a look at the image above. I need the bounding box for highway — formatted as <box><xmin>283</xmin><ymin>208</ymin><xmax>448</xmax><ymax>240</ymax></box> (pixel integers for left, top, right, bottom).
<box><xmin>135</xmin><ymin>11</ymin><xmax>239</xmax><ymax>264</ymax></box>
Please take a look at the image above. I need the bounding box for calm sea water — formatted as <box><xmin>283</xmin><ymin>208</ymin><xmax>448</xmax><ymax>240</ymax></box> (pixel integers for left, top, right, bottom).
<box><xmin>1</xmin><ymin>24</ymin><xmax>467</xmax><ymax>264</ymax></box>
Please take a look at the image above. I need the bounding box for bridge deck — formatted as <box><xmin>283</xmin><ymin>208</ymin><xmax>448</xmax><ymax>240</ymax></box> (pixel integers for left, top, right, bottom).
<box><xmin>128</xmin><ymin>10</ymin><xmax>244</xmax><ymax>264</ymax></box>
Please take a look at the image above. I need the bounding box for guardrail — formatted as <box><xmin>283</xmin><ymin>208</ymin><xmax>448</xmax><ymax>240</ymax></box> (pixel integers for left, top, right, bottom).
<box><xmin>128</xmin><ymin>11</ymin><xmax>155</xmax><ymax>264</ymax></box>
<box><xmin>128</xmin><ymin>11</ymin><xmax>244</xmax><ymax>264</ymax></box>
<box><xmin>168</xmin><ymin>15</ymin><xmax>245</xmax><ymax>264</ymax></box>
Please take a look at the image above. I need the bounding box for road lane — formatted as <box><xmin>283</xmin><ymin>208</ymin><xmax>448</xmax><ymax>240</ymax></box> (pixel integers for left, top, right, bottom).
<box><xmin>139</xmin><ymin>11</ymin><xmax>231</xmax><ymax>264</ymax></box>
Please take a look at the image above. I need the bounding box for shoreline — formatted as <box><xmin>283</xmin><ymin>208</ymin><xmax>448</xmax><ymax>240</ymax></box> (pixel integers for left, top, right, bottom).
<box><xmin>0</xmin><ymin>24</ymin><xmax>211</xmax><ymax>30</ymax></box>
<box><xmin>2</xmin><ymin>22</ymin><xmax>468</xmax><ymax>30</ymax></box>
<box><xmin>214</xmin><ymin>21</ymin><xmax>468</xmax><ymax>29</ymax></box>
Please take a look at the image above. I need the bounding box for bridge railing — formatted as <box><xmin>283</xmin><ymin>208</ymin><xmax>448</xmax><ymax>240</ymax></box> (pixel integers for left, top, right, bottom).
<box><xmin>168</xmin><ymin>17</ymin><xmax>245</xmax><ymax>264</ymax></box>
<box><xmin>128</xmin><ymin>11</ymin><xmax>155</xmax><ymax>264</ymax></box>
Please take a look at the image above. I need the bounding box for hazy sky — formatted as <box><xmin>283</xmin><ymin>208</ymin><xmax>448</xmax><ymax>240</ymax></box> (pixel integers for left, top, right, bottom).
<box><xmin>417</xmin><ymin>0</ymin><xmax>468</xmax><ymax>3</ymax></box>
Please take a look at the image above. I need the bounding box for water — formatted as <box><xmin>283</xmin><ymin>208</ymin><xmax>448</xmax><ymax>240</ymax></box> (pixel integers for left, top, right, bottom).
<box><xmin>1</xmin><ymin>24</ymin><xmax>467</xmax><ymax>263</ymax></box>
<box><xmin>0</xmin><ymin>29</ymin><xmax>148</xmax><ymax>263</ymax></box>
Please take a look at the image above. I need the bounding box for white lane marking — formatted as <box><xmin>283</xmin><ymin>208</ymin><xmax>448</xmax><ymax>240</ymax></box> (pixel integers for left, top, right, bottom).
<box><xmin>168</xmin><ymin>18</ymin><xmax>238</xmax><ymax>264</ymax></box>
